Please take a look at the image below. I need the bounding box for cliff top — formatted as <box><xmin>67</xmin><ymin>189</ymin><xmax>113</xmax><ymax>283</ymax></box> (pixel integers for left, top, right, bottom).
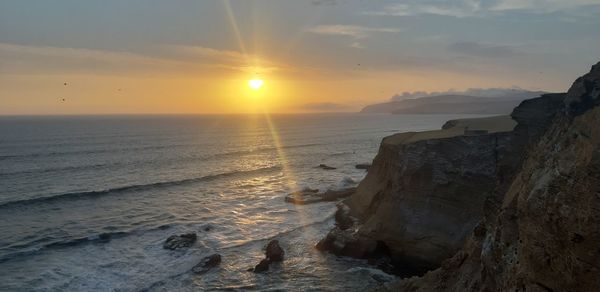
<box><xmin>383</xmin><ymin>115</ymin><xmax>516</xmax><ymax>145</ymax></box>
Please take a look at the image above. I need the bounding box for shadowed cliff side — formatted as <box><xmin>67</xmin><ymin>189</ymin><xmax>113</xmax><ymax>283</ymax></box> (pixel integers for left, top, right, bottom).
<box><xmin>380</xmin><ymin>61</ymin><xmax>600</xmax><ymax>291</ymax></box>
<box><xmin>317</xmin><ymin>91</ymin><xmax>565</xmax><ymax>275</ymax></box>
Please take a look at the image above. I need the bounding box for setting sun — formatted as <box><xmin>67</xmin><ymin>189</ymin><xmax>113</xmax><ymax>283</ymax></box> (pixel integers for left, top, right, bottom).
<box><xmin>248</xmin><ymin>79</ymin><xmax>264</xmax><ymax>90</ymax></box>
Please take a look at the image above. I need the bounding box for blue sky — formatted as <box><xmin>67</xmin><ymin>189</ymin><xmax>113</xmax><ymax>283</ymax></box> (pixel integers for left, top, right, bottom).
<box><xmin>1</xmin><ymin>0</ymin><xmax>599</xmax><ymax>114</ymax></box>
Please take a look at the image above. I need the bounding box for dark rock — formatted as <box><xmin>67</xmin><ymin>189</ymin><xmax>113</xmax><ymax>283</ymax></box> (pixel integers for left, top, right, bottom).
<box><xmin>163</xmin><ymin>233</ymin><xmax>197</xmax><ymax>250</ymax></box>
<box><xmin>564</xmin><ymin>61</ymin><xmax>600</xmax><ymax>116</ymax></box>
<box><xmin>571</xmin><ymin>233</ymin><xmax>584</xmax><ymax>243</ymax></box>
<box><xmin>285</xmin><ymin>189</ymin><xmax>322</xmax><ymax>205</ymax></box>
<box><xmin>318</xmin><ymin>164</ymin><xmax>337</xmax><ymax>170</ymax></box>
<box><xmin>355</xmin><ymin>163</ymin><xmax>372</xmax><ymax>170</ymax></box>
<box><xmin>265</xmin><ymin>240</ymin><xmax>285</xmax><ymax>262</ymax></box>
<box><xmin>253</xmin><ymin>259</ymin><xmax>270</xmax><ymax>273</ymax></box>
<box><xmin>368</xmin><ymin>257</ymin><xmax>396</xmax><ymax>275</ymax></box>
<box><xmin>473</xmin><ymin>221</ymin><xmax>487</xmax><ymax>238</ymax></box>
<box><xmin>316</xmin><ymin>227</ymin><xmax>378</xmax><ymax>258</ymax></box>
<box><xmin>321</xmin><ymin>188</ymin><xmax>356</xmax><ymax>201</ymax></box>
<box><xmin>285</xmin><ymin>187</ymin><xmax>355</xmax><ymax>205</ymax></box>
<box><xmin>192</xmin><ymin>254</ymin><xmax>221</xmax><ymax>274</ymax></box>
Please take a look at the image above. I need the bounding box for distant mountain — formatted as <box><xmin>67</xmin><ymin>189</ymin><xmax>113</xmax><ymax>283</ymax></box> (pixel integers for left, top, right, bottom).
<box><xmin>361</xmin><ymin>89</ymin><xmax>547</xmax><ymax>114</ymax></box>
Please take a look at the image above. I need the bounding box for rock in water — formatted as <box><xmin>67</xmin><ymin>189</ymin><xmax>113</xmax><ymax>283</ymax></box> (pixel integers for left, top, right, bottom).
<box><xmin>320</xmin><ymin>188</ymin><xmax>355</xmax><ymax>202</ymax></box>
<box><xmin>285</xmin><ymin>187</ymin><xmax>355</xmax><ymax>205</ymax></box>
<box><xmin>253</xmin><ymin>259</ymin><xmax>270</xmax><ymax>273</ymax></box>
<box><xmin>266</xmin><ymin>240</ymin><xmax>284</xmax><ymax>262</ymax></box>
<box><xmin>318</xmin><ymin>164</ymin><xmax>337</xmax><ymax>170</ymax></box>
<box><xmin>163</xmin><ymin>233</ymin><xmax>197</xmax><ymax>250</ymax></box>
<box><xmin>355</xmin><ymin>163</ymin><xmax>371</xmax><ymax>170</ymax></box>
<box><xmin>192</xmin><ymin>254</ymin><xmax>221</xmax><ymax>274</ymax></box>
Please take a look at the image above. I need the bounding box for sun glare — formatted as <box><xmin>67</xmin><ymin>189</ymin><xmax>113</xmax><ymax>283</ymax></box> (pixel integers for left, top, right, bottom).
<box><xmin>248</xmin><ymin>79</ymin><xmax>264</xmax><ymax>90</ymax></box>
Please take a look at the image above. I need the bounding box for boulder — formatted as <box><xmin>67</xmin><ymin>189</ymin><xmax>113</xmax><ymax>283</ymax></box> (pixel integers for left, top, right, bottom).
<box><xmin>192</xmin><ymin>254</ymin><xmax>221</xmax><ymax>274</ymax></box>
<box><xmin>253</xmin><ymin>259</ymin><xmax>270</xmax><ymax>273</ymax></box>
<box><xmin>163</xmin><ymin>233</ymin><xmax>197</xmax><ymax>250</ymax></box>
<box><xmin>316</xmin><ymin>227</ymin><xmax>378</xmax><ymax>258</ymax></box>
<box><xmin>266</xmin><ymin>240</ymin><xmax>284</xmax><ymax>262</ymax></box>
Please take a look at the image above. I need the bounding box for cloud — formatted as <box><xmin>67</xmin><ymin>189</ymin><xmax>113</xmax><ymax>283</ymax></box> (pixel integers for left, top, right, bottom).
<box><xmin>366</xmin><ymin>0</ymin><xmax>600</xmax><ymax>18</ymax></box>
<box><xmin>491</xmin><ymin>0</ymin><xmax>600</xmax><ymax>12</ymax></box>
<box><xmin>390</xmin><ymin>87</ymin><xmax>545</xmax><ymax>101</ymax></box>
<box><xmin>311</xmin><ymin>0</ymin><xmax>338</xmax><ymax>6</ymax></box>
<box><xmin>447</xmin><ymin>41</ymin><xmax>518</xmax><ymax>58</ymax></box>
<box><xmin>301</xmin><ymin>102</ymin><xmax>349</xmax><ymax>111</ymax></box>
<box><xmin>366</xmin><ymin>1</ymin><xmax>487</xmax><ymax>17</ymax></box>
<box><xmin>307</xmin><ymin>25</ymin><xmax>402</xmax><ymax>49</ymax></box>
<box><xmin>0</xmin><ymin>42</ymin><xmax>286</xmax><ymax>76</ymax></box>
<box><xmin>307</xmin><ymin>25</ymin><xmax>402</xmax><ymax>39</ymax></box>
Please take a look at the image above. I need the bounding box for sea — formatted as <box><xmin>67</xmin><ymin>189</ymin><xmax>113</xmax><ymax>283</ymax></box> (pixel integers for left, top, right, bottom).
<box><xmin>0</xmin><ymin>113</ymin><xmax>482</xmax><ymax>291</ymax></box>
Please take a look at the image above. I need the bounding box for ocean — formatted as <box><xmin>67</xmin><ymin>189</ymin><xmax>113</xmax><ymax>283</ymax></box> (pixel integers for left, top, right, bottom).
<box><xmin>0</xmin><ymin>113</ymin><xmax>482</xmax><ymax>291</ymax></box>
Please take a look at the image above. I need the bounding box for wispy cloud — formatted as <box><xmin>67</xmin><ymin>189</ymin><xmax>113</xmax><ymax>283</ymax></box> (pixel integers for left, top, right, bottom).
<box><xmin>311</xmin><ymin>0</ymin><xmax>338</xmax><ymax>6</ymax></box>
<box><xmin>308</xmin><ymin>25</ymin><xmax>402</xmax><ymax>39</ymax></box>
<box><xmin>0</xmin><ymin>42</ymin><xmax>285</xmax><ymax>76</ymax></box>
<box><xmin>491</xmin><ymin>0</ymin><xmax>600</xmax><ymax>13</ymax></box>
<box><xmin>367</xmin><ymin>0</ymin><xmax>600</xmax><ymax>18</ymax></box>
<box><xmin>307</xmin><ymin>25</ymin><xmax>402</xmax><ymax>49</ymax></box>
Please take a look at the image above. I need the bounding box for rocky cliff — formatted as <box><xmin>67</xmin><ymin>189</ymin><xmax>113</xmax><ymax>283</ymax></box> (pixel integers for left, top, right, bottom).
<box><xmin>317</xmin><ymin>92</ymin><xmax>564</xmax><ymax>275</ymax></box>
<box><xmin>376</xmin><ymin>62</ymin><xmax>600</xmax><ymax>291</ymax></box>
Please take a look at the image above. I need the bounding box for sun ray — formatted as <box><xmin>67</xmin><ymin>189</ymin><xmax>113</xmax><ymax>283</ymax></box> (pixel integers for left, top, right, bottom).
<box><xmin>222</xmin><ymin>0</ymin><xmax>248</xmax><ymax>59</ymax></box>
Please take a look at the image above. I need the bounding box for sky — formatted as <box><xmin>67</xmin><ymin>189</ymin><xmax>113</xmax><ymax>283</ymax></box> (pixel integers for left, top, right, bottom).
<box><xmin>1</xmin><ymin>0</ymin><xmax>599</xmax><ymax>115</ymax></box>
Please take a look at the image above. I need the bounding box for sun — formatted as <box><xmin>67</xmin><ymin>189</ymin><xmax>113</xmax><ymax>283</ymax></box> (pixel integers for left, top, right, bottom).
<box><xmin>248</xmin><ymin>79</ymin><xmax>264</xmax><ymax>90</ymax></box>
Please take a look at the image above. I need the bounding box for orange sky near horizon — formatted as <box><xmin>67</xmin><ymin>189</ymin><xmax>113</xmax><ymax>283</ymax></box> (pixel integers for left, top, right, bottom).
<box><xmin>1</xmin><ymin>0</ymin><xmax>594</xmax><ymax>115</ymax></box>
<box><xmin>0</xmin><ymin>61</ymin><xmax>569</xmax><ymax>115</ymax></box>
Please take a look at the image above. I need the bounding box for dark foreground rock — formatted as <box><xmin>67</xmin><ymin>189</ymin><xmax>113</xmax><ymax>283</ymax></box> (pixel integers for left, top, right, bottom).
<box><xmin>253</xmin><ymin>259</ymin><xmax>270</xmax><ymax>273</ymax></box>
<box><xmin>266</xmin><ymin>240</ymin><xmax>284</xmax><ymax>262</ymax></box>
<box><xmin>285</xmin><ymin>187</ymin><xmax>356</xmax><ymax>205</ymax></box>
<box><xmin>192</xmin><ymin>254</ymin><xmax>221</xmax><ymax>274</ymax></box>
<box><xmin>252</xmin><ymin>240</ymin><xmax>286</xmax><ymax>273</ymax></box>
<box><xmin>163</xmin><ymin>233</ymin><xmax>197</xmax><ymax>250</ymax></box>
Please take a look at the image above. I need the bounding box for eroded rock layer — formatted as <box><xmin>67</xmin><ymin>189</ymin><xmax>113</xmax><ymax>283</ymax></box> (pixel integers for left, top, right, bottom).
<box><xmin>381</xmin><ymin>61</ymin><xmax>600</xmax><ymax>291</ymax></box>
<box><xmin>318</xmin><ymin>72</ymin><xmax>567</xmax><ymax>276</ymax></box>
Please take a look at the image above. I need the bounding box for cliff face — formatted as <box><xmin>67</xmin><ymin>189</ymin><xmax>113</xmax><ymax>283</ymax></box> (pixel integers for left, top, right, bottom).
<box><xmin>346</xmin><ymin>131</ymin><xmax>513</xmax><ymax>270</ymax></box>
<box><xmin>317</xmin><ymin>91</ymin><xmax>565</xmax><ymax>274</ymax></box>
<box><xmin>382</xmin><ymin>62</ymin><xmax>600</xmax><ymax>291</ymax></box>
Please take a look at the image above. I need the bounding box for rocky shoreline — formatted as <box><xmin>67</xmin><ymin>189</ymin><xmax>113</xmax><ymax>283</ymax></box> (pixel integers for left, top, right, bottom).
<box><xmin>313</xmin><ymin>62</ymin><xmax>600</xmax><ymax>291</ymax></box>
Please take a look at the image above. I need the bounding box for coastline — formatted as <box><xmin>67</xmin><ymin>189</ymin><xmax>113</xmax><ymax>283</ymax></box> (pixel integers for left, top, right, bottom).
<box><xmin>314</xmin><ymin>62</ymin><xmax>600</xmax><ymax>291</ymax></box>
